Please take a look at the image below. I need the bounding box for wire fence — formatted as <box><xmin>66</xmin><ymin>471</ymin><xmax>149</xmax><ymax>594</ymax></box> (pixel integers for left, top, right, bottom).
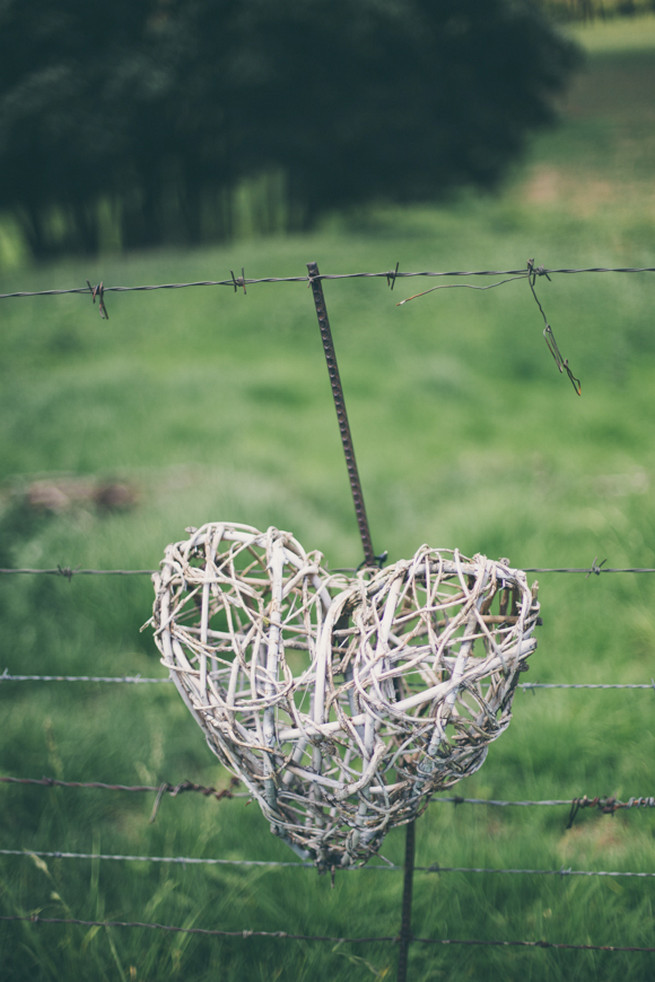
<box><xmin>3</xmin><ymin>771</ymin><xmax>654</xmax><ymax>816</ymax></box>
<box><xmin>2</xmin><ymin>263</ymin><xmax>655</xmax><ymax>303</ymax></box>
<box><xmin>4</xmin><ymin>845</ymin><xmax>655</xmax><ymax>879</ymax></box>
<box><xmin>2</xmin><ymin>674</ymin><xmax>654</xmax><ymax>950</ymax></box>
<box><xmin>3</xmin><ymin>670</ymin><xmax>654</xmax><ymax>689</ymax></box>
<box><xmin>3</xmin><ymin>562</ymin><xmax>655</xmax><ymax>577</ymax></box>
<box><xmin>3</xmin><ymin>258</ymin><xmax>655</xmax><ymax>969</ymax></box>
<box><xmin>3</xmin><ymin>912</ymin><xmax>655</xmax><ymax>954</ymax></box>
<box><xmin>4</xmin><ymin>258</ymin><xmax>652</xmax><ymax>413</ymax></box>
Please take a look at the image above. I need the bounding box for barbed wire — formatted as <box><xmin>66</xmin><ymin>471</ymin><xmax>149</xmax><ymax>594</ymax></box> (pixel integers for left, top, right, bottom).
<box><xmin>1</xmin><ymin>912</ymin><xmax>653</xmax><ymax>953</ymax></box>
<box><xmin>2</xmin><ymin>563</ymin><xmax>655</xmax><ymax>579</ymax></box>
<box><xmin>522</xmin><ymin>563</ymin><xmax>655</xmax><ymax>574</ymax></box>
<box><xmin>2</xmin><ymin>775</ymin><xmax>653</xmax><ymax>821</ymax></box>
<box><xmin>0</xmin><ymin>774</ymin><xmax>238</xmax><ymax>802</ymax></box>
<box><xmin>2</xmin><ymin>670</ymin><xmax>654</xmax><ymax>690</ymax></box>
<box><xmin>1</xmin><ymin>264</ymin><xmax>655</xmax><ymax>304</ymax></box>
<box><xmin>0</xmin><ymin>567</ymin><xmax>155</xmax><ymax>578</ymax></box>
<box><xmin>0</xmin><ymin>671</ymin><xmax>171</xmax><ymax>683</ymax></box>
<box><xmin>2</xmin><ymin>846</ymin><xmax>654</xmax><ymax>879</ymax></box>
<box><xmin>520</xmin><ymin>681</ymin><xmax>655</xmax><ymax>691</ymax></box>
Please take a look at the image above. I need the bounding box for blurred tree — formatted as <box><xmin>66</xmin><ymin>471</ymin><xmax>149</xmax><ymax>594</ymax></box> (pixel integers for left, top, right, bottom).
<box><xmin>0</xmin><ymin>0</ymin><xmax>155</xmax><ymax>255</ymax></box>
<box><xmin>225</xmin><ymin>0</ymin><xmax>581</xmax><ymax>227</ymax></box>
<box><xmin>0</xmin><ymin>0</ymin><xmax>580</xmax><ymax>257</ymax></box>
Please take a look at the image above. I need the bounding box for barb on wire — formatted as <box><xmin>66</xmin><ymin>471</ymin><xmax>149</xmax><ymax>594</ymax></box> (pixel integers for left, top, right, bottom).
<box><xmin>566</xmin><ymin>794</ymin><xmax>655</xmax><ymax>828</ymax></box>
<box><xmin>386</xmin><ymin>262</ymin><xmax>400</xmax><ymax>290</ymax></box>
<box><xmin>149</xmin><ymin>776</ymin><xmax>239</xmax><ymax>822</ymax></box>
<box><xmin>586</xmin><ymin>556</ymin><xmax>608</xmax><ymax>577</ymax></box>
<box><xmin>86</xmin><ymin>280</ymin><xmax>109</xmax><ymax>319</ymax></box>
<box><xmin>523</xmin><ymin>564</ymin><xmax>655</xmax><ymax>573</ymax></box>
<box><xmin>230</xmin><ymin>268</ymin><xmax>247</xmax><ymax>294</ymax></box>
<box><xmin>527</xmin><ymin>259</ymin><xmax>581</xmax><ymax>395</ymax></box>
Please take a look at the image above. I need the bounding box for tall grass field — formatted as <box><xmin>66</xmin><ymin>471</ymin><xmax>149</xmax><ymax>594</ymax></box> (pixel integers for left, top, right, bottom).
<box><xmin>2</xmin><ymin>15</ymin><xmax>655</xmax><ymax>981</ymax></box>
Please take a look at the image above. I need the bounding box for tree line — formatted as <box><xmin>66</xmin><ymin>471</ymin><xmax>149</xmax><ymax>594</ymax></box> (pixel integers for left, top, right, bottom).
<box><xmin>0</xmin><ymin>0</ymin><xmax>580</xmax><ymax>258</ymax></box>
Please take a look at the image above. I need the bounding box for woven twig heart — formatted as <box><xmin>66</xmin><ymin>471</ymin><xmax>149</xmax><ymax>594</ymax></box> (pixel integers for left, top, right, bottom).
<box><xmin>151</xmin><ymin>522</ymin><xmax>539</xmax><ymax>870</ymax></box>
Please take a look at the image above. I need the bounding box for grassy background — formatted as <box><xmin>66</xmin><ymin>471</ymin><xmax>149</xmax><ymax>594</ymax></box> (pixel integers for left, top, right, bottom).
<box><xmin>2</xmin><ymin>14</ymin><xmax>655</xmax><ymax>981</ymax></box>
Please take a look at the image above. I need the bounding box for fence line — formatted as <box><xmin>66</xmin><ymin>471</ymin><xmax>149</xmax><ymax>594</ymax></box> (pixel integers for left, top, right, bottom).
<box><xmin>2</xmin><ymin>263</ymin><xmax>655</xmax><ymax>304</ymax></box>
<box><xmin>0</xmin><ymin>774</ymin><xmax>238</xmax><ymax>802</ymax></box>
<box><xmin>2</xmin><ymin>913</ymin><xmax>654</xmax><ymax>954</ymax></box>
<box><xmin>3</xmin><ymin>564</ymin><xmax>655</xmax><ymax>578</ymax></box>
<box><xmin>3</xmin><ymin>847</ymin><xmax>654</xmax><ymax>880</ymax></box>
<box><xmin>2</xmin><ymin>671</ymin><xmax>654</xmax><ymax>691</ymax></box>
<box><xmin>0</xmin><ymin>567</ymin><xmax>155</xmax><ymax>578</ymax></box>
<box><xmin>4</xmin><ymin>259</ymin><xmax>655</xmax><ymax>967</ymax></box>
<box><xmin>519</xmin><ymin>682</ymin><xmax>655</xmax><ymax>690</ymax></box>
<box><xmin>2</xmin><ymin>775</ymin><xmax>653</xmax><ymax>819</ymax></box>
<box><xmin>1</xmin><ymin>672</ymin><xmax>172</xmax><ymax>683</ymax></box>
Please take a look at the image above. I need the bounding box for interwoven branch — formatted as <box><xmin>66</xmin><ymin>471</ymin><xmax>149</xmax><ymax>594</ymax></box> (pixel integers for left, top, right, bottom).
<box><xmin>151</xmin><ymin>523</ymin><xmax>540</xmax><ymax>870</ymax></box>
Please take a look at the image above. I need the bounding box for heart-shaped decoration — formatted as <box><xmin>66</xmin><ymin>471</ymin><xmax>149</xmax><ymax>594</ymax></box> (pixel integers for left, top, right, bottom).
<box><xmin>151</xmin><ymin>522</ymin><xmax>539</xmax><ymax>870</ymax></box>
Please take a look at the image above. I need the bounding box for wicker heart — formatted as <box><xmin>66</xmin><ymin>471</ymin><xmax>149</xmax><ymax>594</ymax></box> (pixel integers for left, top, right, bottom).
<box><xmin>151</xmin><ymin>522</ymin><xmax>539</xmax><ymax>870</ymax></box>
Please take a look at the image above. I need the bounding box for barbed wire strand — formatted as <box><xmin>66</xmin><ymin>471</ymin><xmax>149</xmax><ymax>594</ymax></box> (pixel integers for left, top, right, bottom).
<box><xmin>2</xmin><ymin>847</ymin><xmax>654</xmax><ymax>880</ymax></box>
<box><xmin>2</xmin><ymin>670</ymin><xmax>654</xmax><ymax>689</ymax></box>
<box><xmin>0</xmin><ymin>774</ymin><xmax>238</xmax><ymax>801</ymax></box>
<box><xmin>0</xmin><ymin>672</ymin><xmax>171</xmax><ymax>683</ymax></box>
<box><xmin>520</xmin><ymin>681</ymin><xmax>655</xmax><ymax>690</ymax></box>
<box><xmin>0</xmin><ymin>567</ymin><xmax>155</xmax><ymax>577</ymax></box>
<box><xmin>2</xmin><ymin>775</ymin><xmax>654</xmax><ymax>819</ymax></box>
<box><xmin>2</xmin><ymin>564</ymin><xmax>655</xmax><ymax>579</ymax></box>
<box><xmin>2</xmin><ymin>265</ymin><xmax>655</xmax><ymax>303</ymax></box>
<box><xmin>0</xmin><ymin>913</ymin><xmax>653</xmax><ymax>953</ymax></box>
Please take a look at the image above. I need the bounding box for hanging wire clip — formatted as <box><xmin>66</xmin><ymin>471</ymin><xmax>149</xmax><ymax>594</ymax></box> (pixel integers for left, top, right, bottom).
<box><xmin>86</xmin><ymin>280</ymin><xmax>109</xmax><ymax>319</ymax></box>
<box><xmin>543</xmin><ymin>324</ymin><xmax>582</xmax><ymax>396</ymax></box>
<box><xmin>527</xmin><ymin>261</ymin><xmax>580</xmax><ymax>395</ymax></box>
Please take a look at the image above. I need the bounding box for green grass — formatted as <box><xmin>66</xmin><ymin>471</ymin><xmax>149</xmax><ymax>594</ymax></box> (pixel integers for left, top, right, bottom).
<box><xmin>2</xmin><ymin>16</ymin><xmax>655</xmax><ymax>981</ymax></box>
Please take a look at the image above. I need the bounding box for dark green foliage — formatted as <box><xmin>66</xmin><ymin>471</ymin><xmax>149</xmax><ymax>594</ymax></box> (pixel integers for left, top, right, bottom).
<box><xmin>0</xmin><ymin>0</ymin><xmax>580</xmax><ymax>257</ymax></box>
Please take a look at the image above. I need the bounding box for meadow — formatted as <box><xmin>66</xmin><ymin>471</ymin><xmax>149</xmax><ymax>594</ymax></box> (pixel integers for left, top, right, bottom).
<box><xmin>2</xmin><ymin>14</ymin><xmax>655</xmax><ymax>981</ymax></box>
